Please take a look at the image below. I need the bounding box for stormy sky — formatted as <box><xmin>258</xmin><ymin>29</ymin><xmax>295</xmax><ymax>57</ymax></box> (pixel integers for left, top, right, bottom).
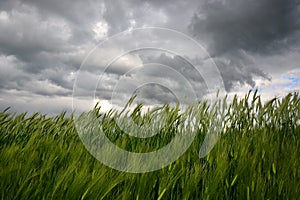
<box><xmin>0</xmin><ymin>0</ymin><xmax>299</xmax><ymax>115</ymax></box>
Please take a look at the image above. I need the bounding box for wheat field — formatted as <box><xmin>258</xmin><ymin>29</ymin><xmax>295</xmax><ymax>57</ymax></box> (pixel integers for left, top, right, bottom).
<box><xmin>0</xmin><ymin>91</ymin><xmax>299</xmax><ymax>199</ymax></box>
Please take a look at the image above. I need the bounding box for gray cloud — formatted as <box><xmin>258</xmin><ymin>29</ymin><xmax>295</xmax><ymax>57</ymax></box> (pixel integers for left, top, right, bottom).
<box><xmin>139</xmin><ymin>52</ymin><xmax>208</xmax><ymax>96</ymax></box>
<box><xmin>0</xmin><ymin>55</ymin><xmax>73</xmax><ymax>96</ymax></box>
<box><xmin>214</xmin><ymin>51</ymin><xmax>271</xmax><ymax>91</ymax></box>
<box><xmin>103</xmin><ymin>0</ymin><xmax>200</xmax><ymax>34</ymax></box>
<box><xmin>189</xmin><ymin>0</ymin><xmax>300</xmax><ymax>55</ymax></box>
<box><xmin>134</xmin><ymin>83</ymin><xmax>178</xmax><ymax>105</ymax></box>
<box><xmin>0</xmin><ymin>0</ymin><xmax>299</xmax><ymax>115</ymax></box>
<box><xmin>22</xmin><ymin>0</ymin><xmax>107</xmax><ymax>44</ymax></box>
<box><xmin>0</xmin><ymin>0</ymin><xmax>21</xmax><ymax>11</ymax></box>
<box><xmin>188</xmin><ymin>0</ymin><xmax>300</xmax><ymax>91</ymax></box>
<box><xmin>0</xmin><ymin>4</ymin><xmax>75</xmax><ymax>75</ymax></box>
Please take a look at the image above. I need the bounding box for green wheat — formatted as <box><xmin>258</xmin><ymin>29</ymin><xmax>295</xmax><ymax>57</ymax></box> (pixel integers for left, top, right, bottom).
<box><xmin>0</xmin><ymin>91</ymin><xmax>299</xmax><ymax>199</ymax></box>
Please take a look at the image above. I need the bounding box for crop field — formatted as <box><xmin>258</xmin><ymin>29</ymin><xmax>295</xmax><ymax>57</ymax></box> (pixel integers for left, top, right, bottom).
<box><xmin>0</xmin><ymin>91</ymin><xmax>299</xmax><ymax>199</ymax></box>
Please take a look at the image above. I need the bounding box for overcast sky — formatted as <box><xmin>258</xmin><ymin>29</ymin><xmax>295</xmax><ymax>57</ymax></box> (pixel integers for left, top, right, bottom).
<box><xmin>0</xmin><ymin>0</ymin><xmax>299</xmax><ymax>115</ymax></box>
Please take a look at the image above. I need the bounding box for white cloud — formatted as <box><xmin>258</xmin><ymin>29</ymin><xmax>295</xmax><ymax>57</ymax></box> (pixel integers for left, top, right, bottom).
<box><xmin>0</xmin><ymin>54</ymin><xmax>24</xmax><ymax>79</ymax></box>
<box><xmin>93</xmin><ymin>21</ymin><xmax>108</xmax><ymax>41</ymax></box>
<box><xmin>0</xmin><ymin>10</ymin><xmax>9</xmax><ymax>21</ymax></box>
<box><xmin>226</xmin><ymin>68</ymin><xmax>300</xmax><ymax>103</ymax></box>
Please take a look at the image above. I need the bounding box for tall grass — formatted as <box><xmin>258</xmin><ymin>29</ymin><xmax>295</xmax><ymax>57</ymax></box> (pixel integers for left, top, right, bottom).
<box><xmin>0</xmin><ymin>91</ymin><xmax>299</xmax><ymax>199</ymax></box>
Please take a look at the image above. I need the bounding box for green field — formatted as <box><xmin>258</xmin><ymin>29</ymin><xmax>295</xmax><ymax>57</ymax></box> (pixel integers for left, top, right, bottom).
<box><xmin>0</xmin><ymin>91</ymin><xmax>299</xmax><ymax>199</ymax></box>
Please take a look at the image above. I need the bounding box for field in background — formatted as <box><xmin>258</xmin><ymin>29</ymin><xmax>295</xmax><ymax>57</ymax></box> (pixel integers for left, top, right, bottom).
<box><xmin>0</xmin><ymin>92</ymin><xmax>299</xmax><ymax>199</ymax></box>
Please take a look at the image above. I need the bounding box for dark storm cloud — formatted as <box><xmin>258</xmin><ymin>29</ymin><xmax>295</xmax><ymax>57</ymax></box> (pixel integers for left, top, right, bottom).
<box><xmin>188</xmin><ymin>0</ymin><xmax>300</xmax><ymax>91</ymax></box>
<box><xmin>0</xmin><ymin>3</ymin><xmax>75</xmax><ymax>76</ymax></box>
<box><xmin>133</xmin><ymin>83</ymin><xmax>178</xmax><ymax>105</ymax></box>
<box><xmin>139</xmin><ymin>52</ymin><xmax>207</xmax><ymax>94</ymax></box>
<box><xmin>0</xmin><ymin>1</ymin><xmax>90</xmax><ymax>100</ymax></box>
<box><xmin>104</xmin><ymin>52</ymin><xmax>209</xmax><ymax>105</ymax></box>
<box><xmin>189</xmin><ymin>0</ymin><xmax>300</xmax><ymax>55</ymax></box>
<box><xmin>214</xmin><ymin>51</ymin><xmax>271</xmax><ymax>91</ymax></box>
<box><xmin>0</xmin><ymin>11</ymin><xmax>69</xmax><ymax>64</ymax></box>
<box><xmin>1</xmin><ymin>0</ymin><xmax>299</xmax><ymax>115</ymax></box>
<box><xmin>0</xmin><ymin>0</ymin><xmax>106</xmax><ymax>74</ymax></box>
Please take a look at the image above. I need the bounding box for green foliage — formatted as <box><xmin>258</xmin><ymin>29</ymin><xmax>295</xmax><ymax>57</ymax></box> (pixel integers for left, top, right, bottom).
<box><xmin>0</xmin><ymin>91</ymin><xmax>299</xmax><ymax>199</ymax></box>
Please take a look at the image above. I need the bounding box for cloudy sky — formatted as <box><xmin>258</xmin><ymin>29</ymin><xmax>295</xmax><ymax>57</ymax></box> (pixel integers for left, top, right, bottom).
<box><xmin>0</xmin><ymin>0</ymin><xmax>299</xmax><ymax>115</ymax></box>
